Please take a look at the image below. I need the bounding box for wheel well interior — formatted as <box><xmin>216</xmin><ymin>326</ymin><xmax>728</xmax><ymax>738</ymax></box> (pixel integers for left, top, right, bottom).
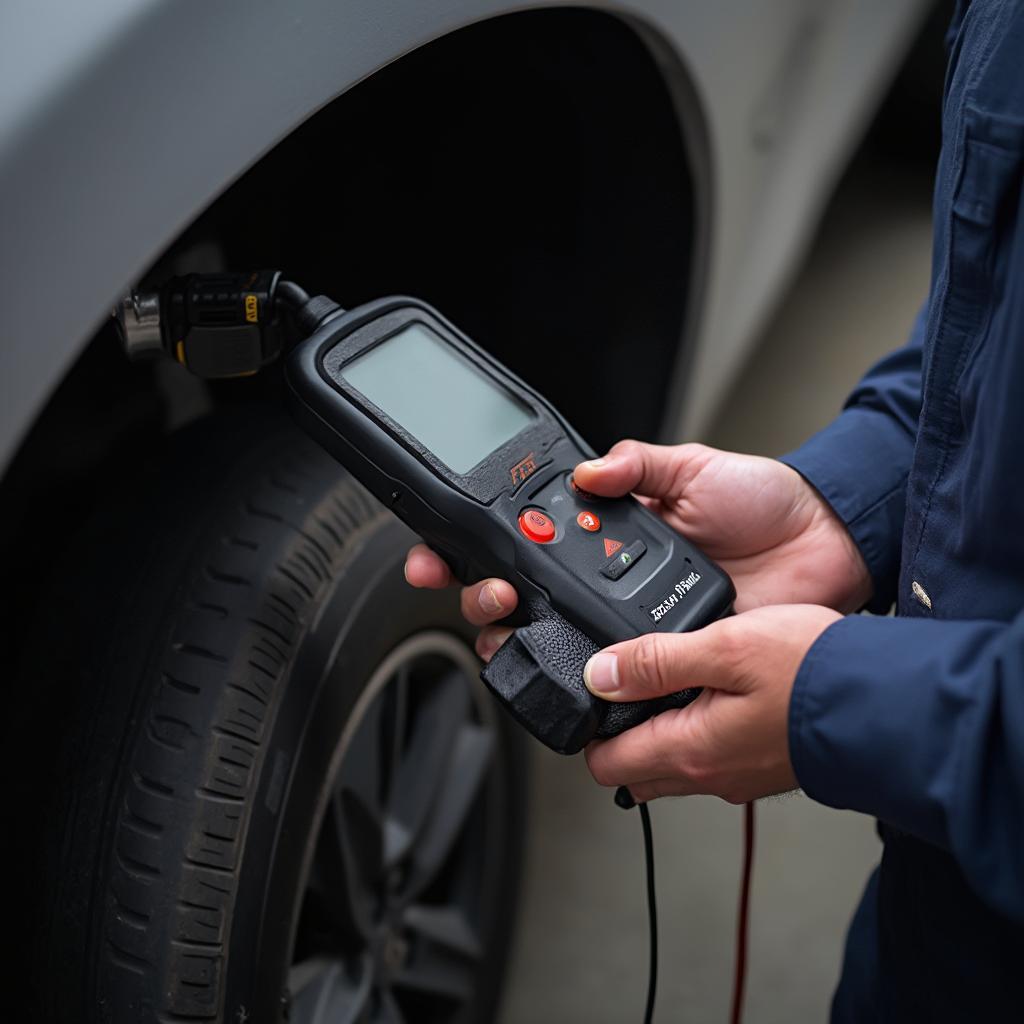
<box><xmin>168</xmin><ymin>6</ymin><xmax>699</xmax><ymax>448</ymax></box>
<box><xmin>1</xmin><ymin>7</ymin><xmax>699</xmax><ymax>676</ymax></box>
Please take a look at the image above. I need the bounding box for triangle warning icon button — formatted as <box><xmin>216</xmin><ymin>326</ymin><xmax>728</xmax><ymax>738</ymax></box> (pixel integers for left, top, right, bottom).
<box><xmin>603</xmin><ymin>538</ymin><xmax>623</xmax><ymax>558</ymax></box>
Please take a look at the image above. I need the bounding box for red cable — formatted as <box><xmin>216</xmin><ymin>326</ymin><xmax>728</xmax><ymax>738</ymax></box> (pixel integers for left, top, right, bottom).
<box><xmin>730</xmin><ymin>801</ymin><xmax>756</xmax><ymax>1024</ymax></box>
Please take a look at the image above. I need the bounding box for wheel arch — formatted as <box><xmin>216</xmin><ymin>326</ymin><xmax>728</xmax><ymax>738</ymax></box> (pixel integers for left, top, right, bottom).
<box><xmin>1</xmin><ymin>5</ymin><xmax>710</xmax><ymax>681</ymax></box>
<box><xmin>1</xmin><ymin>4</ymin><xmax>710</xmax><ymax>469</ymax></box>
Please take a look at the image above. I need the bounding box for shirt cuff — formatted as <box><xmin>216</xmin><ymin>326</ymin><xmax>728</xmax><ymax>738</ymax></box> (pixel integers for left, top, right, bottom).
<box><xmin>788</xmin><ymin>613</ymin><xmax>1002</xmax><ymax>850</ymax></box>
<box><xmin>780</xmin><ymin>407</ymin><xmax>914</xmax><ymax>612</ymax></box>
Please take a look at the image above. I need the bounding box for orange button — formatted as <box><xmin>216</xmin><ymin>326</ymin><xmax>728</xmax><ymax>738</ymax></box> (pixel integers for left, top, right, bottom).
<box><xmin>519</xmin><ymin>508</ymin><xmax>556</xmax><ymax>543</ymax></box>
<box><xmin>576</xmin><ymin>510</ymin><xmax>601</xmax><ymax>532</ymax></box>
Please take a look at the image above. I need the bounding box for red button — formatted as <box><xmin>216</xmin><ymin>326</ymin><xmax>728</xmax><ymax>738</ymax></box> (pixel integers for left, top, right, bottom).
<box><xmin>519</xmin><ymin>508</ymin><xmax>556</xmax><ymax>543</ymax></box>
<box><xmin>576</xmin><ymin>510</ymin><xmax>601</xmax><ymax>532</ymax></box>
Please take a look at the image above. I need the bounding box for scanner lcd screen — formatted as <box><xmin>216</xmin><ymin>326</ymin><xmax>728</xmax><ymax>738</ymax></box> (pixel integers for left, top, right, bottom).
<box><xmin>341</xmin><ymin>322</ymin><xmax>534</xmax><ymax>474</ymax></box>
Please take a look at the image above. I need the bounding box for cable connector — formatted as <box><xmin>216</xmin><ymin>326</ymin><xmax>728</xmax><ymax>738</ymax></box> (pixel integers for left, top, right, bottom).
<box><xmin>114</xmin><ymin>271</ymin><xmax>341</xmax><ymax>379</ymax></box>
<box><xmin>293</xmin><ymin>294</ymin><xmax>343</xmax><ymax>335</ymax></box>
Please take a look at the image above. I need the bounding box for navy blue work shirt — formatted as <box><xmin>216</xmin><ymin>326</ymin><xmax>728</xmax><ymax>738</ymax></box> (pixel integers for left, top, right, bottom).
<box><xmin>781</xmin><ymin>2</ymin><xmax>1024</xmax><ymax>1019</ymax></box>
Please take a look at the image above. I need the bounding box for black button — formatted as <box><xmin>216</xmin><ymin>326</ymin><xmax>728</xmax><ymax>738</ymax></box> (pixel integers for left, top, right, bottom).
<box><xmin>566</xmin><ymin>473</ymin><xmax>599</xmax><ymax>501</ymax></box>
<box><xmin>600</xmin><ymin>540</ymin><xmax>646</xmax><ymax>581</ymax></box>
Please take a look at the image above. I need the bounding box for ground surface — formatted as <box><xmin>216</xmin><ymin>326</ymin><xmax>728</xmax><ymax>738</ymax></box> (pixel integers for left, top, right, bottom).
<box><xmin>499</xmin><ymin>151</ymin><xmax>933</xmax><ymax>1023</ymax></box>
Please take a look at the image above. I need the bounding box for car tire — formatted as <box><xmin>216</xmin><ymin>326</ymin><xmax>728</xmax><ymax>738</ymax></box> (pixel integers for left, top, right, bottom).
<box><xmin>16</xmin><ymin>409</ymin><xmax>526</xmax><ymax>1024</ymax></box>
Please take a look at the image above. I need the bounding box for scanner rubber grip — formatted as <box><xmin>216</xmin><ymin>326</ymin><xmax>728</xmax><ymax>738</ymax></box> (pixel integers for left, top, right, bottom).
<box><xmin>480</xmin><ymin>598</ymin><xmax>701</xmax><ymax>755</ymax></box>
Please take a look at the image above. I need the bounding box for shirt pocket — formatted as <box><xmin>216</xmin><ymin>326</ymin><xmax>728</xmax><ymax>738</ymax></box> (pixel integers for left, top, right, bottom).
<box><xmin>947</xmin><ymin>107</ymin><xmax>1024</xmax><ymax>385</ymax></box>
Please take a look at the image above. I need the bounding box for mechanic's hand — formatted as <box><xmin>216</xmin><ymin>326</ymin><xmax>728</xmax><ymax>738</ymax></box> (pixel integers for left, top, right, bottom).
<box><xmin>582</xmin><ymin>603</ymin><xmax>841</xmax><ymax>803</ymax></box>
<box><xmin>403</xmin><ymin>543</ymin><xmax>517</xmax><ymax>664</ymax></box>
<box><xmin>571</xmin><ymin>441</ymin><xmax>871</xmax><ymax>614</ymax></box>
<box><xmin>403</xmin><ymin>439</ymin><xmax>871</xmax><ymax>660</ymax></box>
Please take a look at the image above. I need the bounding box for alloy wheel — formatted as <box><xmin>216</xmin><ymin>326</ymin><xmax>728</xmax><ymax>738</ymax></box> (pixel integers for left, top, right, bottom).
<box><xmin>287</xmin><ymin>632</ymin><xmax>501</xmax><ymax>1023</ymax></box>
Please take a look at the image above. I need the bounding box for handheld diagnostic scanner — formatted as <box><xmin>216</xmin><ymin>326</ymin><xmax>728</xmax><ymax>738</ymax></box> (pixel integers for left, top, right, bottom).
<box><xmin>284</xmin><ymin>296</ymin><xmax>735</xmax><ymax>650</ymax></box>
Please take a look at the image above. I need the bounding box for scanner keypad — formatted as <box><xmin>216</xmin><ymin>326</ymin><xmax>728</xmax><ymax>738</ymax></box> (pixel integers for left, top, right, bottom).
<box><xmin>600</xmin><ymin>540</ymin><xmax>647</xmax><ymax>580</ymax></box>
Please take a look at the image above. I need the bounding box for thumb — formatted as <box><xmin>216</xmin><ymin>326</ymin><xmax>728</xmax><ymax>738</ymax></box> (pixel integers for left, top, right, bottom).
<box><xmin>573</xmin><ymin>440</ymin><xmax>699</xmax><ymax>500</ymax></box>
<box><xmin>583</xmin><ymin>623</ymin><xmax>740</xmax><ymax>701</ymax></box>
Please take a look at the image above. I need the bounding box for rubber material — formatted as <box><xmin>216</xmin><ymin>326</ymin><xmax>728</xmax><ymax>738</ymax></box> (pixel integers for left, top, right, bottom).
<box><xmin>640</xmin><ymin>802</ymin><xmax>657</xmax><ymax>1024</ymax></box>
<box><xmin>11</xmin><ymin>411</ymin><xmax>524</xmax><ymax>1023</ymax></box>
<box><xmin>481</xmin><ymin>597</ymin><xmax>702</xmax><ymax>754</ymax></box>
<box><xmin>731</xmin><ymin>801</ymin><xmax>756</xmax><ymax>1024</ymax></box>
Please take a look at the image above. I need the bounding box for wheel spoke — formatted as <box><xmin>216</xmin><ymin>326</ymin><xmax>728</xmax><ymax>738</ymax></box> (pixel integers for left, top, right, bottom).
<box><xmin>402</xmin><ymin>903</ymin><xmax>481</xmax><ymax>960</ymax></box>
<box><xmin>288</xmin><ymin>956</ymin><xmax>373</xmax><ymax>1024</ymax></box>
<box><xmin>404</xmin><ymin>721</ymin><xmax>493</xmax><ymax>899</ymax></box>
<box><xmin>307</xmin><ymin>684</ymin><xmax>392</xmax><ymax>941</ymax></box>
<box><xmin>383</xmin><ymin>671</ymin><xmax>470</xmax><ymax>868</ymax></box>
<box><xmin>304</xmin><ymin>844</ymin><xmax>365</xmax><ymax>944</ymax></box>
<box><xmin>290</xmin><ymin>635</ymin><xmax>502</xmax><ymax>1024</ymax></box>
<box><xmin>375</xmin><ymin>988</ymin><xmax>407</xmax><ymax>1024</ymax></box>
<box><xmin>393</xmin><ymin>906</ymin><xmax>479</xmax><ymax>1002</ymax></box>
<box><xmin>318</xmin><ymin>785</ymin><xmax>384</xmax><ymax>940</ymax></box>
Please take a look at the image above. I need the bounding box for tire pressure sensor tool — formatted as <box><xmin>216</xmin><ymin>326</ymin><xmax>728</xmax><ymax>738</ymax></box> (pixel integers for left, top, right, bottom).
<box><xmin>118</xmin><ymin>278</ymin><xmax>735</xmax><ymax>752</ymax></box>
<box><xmin>285</xmin><ymin>296</ymin><xmax>735</xmax><ymax>739</ymax></box>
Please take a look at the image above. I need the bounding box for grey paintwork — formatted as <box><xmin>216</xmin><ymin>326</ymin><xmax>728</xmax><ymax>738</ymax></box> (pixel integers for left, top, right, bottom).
<box><xmin>0</xmin><ymin>0</ymin><xmax>928</xmax><ymax>473</ymax></box>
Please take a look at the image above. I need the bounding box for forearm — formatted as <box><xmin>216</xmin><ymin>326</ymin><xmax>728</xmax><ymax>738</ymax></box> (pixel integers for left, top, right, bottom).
<box><xmin>790</xmin><ymin>611</ymin><xmax>1024</xmax><ymax>921</ymax></box>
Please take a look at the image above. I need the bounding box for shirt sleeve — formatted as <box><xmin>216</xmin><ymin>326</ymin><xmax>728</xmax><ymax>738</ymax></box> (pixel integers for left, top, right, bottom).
<box><xmin>790</xmin><ymin>610</ymin><xmax>1024</xmax><ymax>922</ymax></box>
<box><xmin>780</xmin><ymin>303</ymin><xmax>926</xmax><ymax>612</ymax></box>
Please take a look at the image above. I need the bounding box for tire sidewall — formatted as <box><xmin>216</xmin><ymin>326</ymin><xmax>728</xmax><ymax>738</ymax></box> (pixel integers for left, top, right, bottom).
<box><xmin>67</xmin><ymin>414</ymin><xmax>525</xmax><ymax>1023</ymax></box>
<box><xmin>224</xmin><ymin>512</ymin><xmax>521</xmax><ymax>1021</ymax></box>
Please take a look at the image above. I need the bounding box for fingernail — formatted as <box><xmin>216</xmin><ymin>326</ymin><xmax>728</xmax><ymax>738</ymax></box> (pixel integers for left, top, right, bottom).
<box><xmin>479</xmin><ymin>583</ymin><xmax>504</xmax><ymax>615</ymax></box>
<box><xmin>403</xmin><ymin>561</ymin><xmax>411</xmax><ymax>584</ymax></box>
<box><xmin>584</xmin><ymin>652</ymin><xmax>619</xmax><ymax>695</ymax></box>
<box><xmin>585</xmin><ymin>458</ymin><xmax>606</xmax><ymax>469</ymax></box>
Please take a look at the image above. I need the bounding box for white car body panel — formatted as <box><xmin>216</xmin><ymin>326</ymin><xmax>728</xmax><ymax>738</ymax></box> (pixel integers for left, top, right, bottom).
<box><xmin>0</xmin><ymin>0</ymin><xmax>929</xmax><ymax>471</ymax></box>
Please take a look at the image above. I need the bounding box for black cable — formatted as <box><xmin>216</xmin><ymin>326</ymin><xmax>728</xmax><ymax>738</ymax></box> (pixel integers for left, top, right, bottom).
<box><xmin>275</xmin><ymin>279</ymin><xmax>311</xmax><ymax>310</ymax></box>
<box><xmin>616</xmin><ymin>786</ymin><xmax>657</xmax><ymax>1024</ymax></box>
<box><xmin>730</xmin><ymin>801</ymin><xmax>755</xmax><ymax>1024</ymax></box>
<box><xmin>639</xmin><ymin>801</ymin><xmax>657</xmax><ymax>1024</ymax></box>
<box><xmin>293</xmin><ymin>293</ymin><xmax>344</xmax><ymax>335</ymax></box>
<box><xmin>277</xmin><ymin>278</ymin><xmax>348</xmax><ymax>335</ymax></box>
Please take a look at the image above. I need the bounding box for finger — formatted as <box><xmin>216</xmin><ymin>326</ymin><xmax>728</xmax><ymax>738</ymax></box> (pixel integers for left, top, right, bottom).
<box><xmin>628</xmin><ymin>778</ymin><xmax>700</xmax><ymax>803</ymax></box>
<box><xmin>584</xmin><ymin>713</ymin><xmax>682</xmax><ymax>787</ymax></box>
<box><xmin>475</xmin><ymin>626</ymin><xmax>514</xmax><ymax>663</ymax></box>
<box><xmin>404</xmin><ymin>543</ymin><xmax>453</xmax><ymax>589</ymax></box>
<box><xmin>573</xmin><ymin>440</ymin><xmax>709</xmax><ymax>500</ymax></box>
<box><xmin>583</xmin><ymin>620</ymin><xmax>741</xmax><ymax>701</ymax></box>
<box><xmin>459</xmin><ymin>577</ymin><xmax>519</xmax><ymax>626</ymax></box>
